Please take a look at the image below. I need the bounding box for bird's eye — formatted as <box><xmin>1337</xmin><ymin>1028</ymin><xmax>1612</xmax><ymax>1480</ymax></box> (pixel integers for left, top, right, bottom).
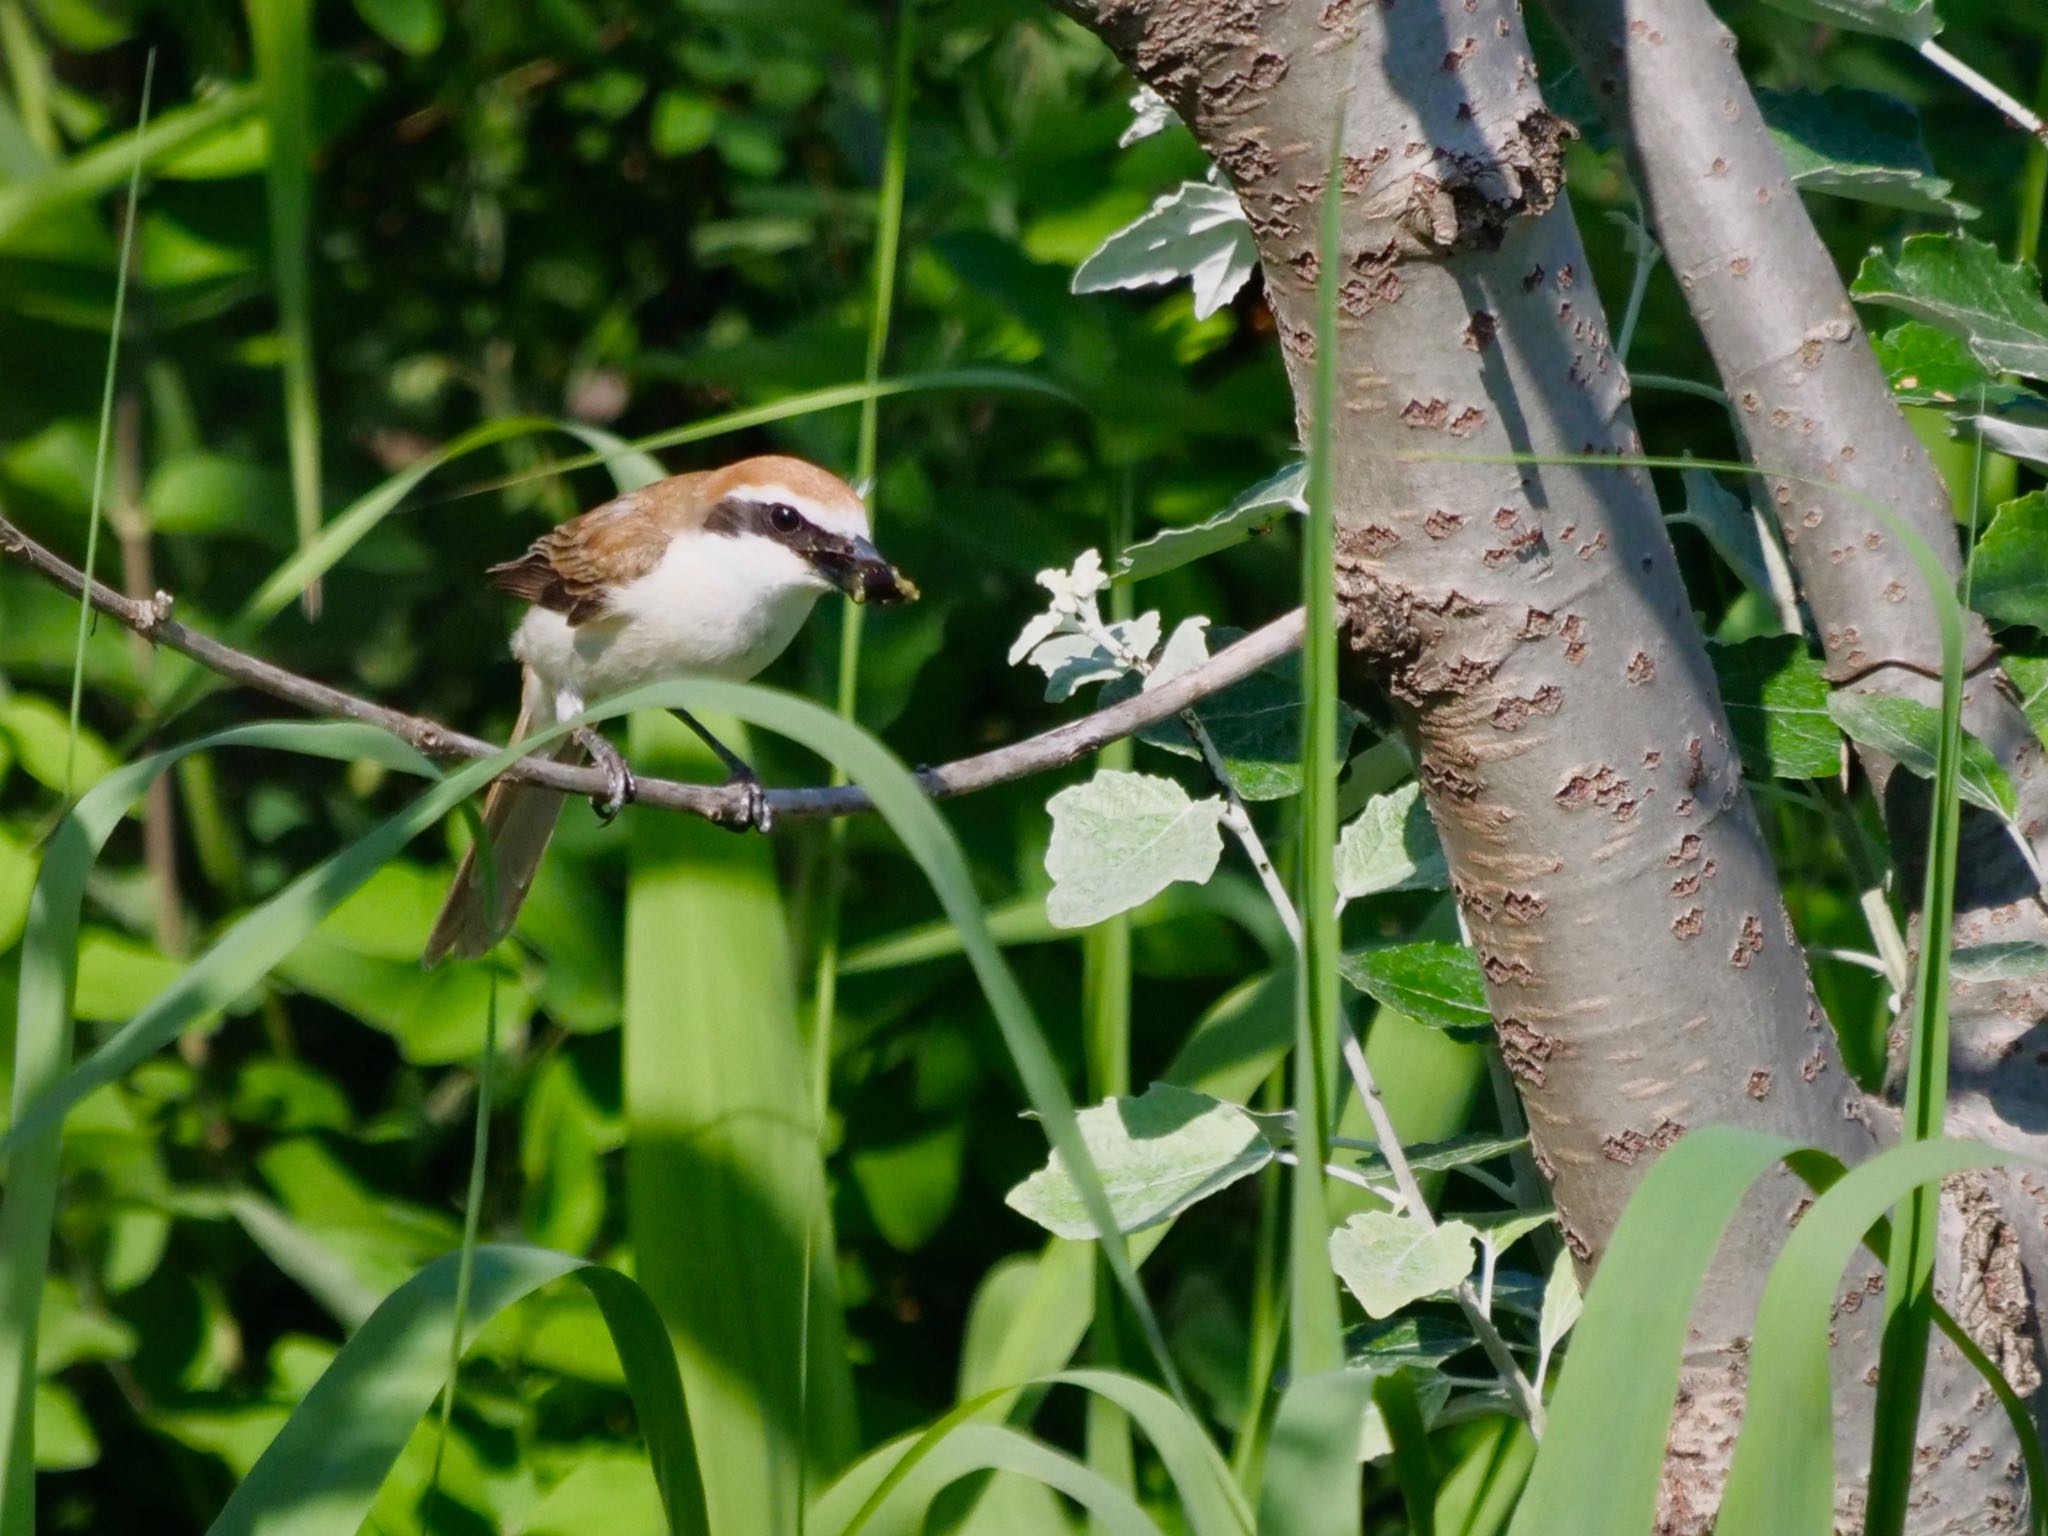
<box><xmin>768</xmin><ymin>503</ymin><xmax>802</xmax><ymax>534</ymax></box>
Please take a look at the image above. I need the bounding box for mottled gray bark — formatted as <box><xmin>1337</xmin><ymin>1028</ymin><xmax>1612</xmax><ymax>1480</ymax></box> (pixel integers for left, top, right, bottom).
<box><xmin>1049</xmin><ymin>0</ymin><xmax>2025</xmax><ymax>1527</ymax></box>
<box><xmin>1536</xmin><ymin>0</ymin><xmax>2044</xmax><ymax>1519</ymax></box>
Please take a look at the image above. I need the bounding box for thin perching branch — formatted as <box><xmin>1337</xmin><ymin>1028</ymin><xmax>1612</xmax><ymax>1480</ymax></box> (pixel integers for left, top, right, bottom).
<box><xmin>0</xmin><ymin>513</ymin><xmax>1305</xmax><ymax>826</ymax></box>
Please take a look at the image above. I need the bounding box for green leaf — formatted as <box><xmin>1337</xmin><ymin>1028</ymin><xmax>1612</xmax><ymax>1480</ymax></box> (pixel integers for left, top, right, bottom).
<box><xmin>1853</xmin><ymin>234</ymin><xmax>2048</xmax><ymax>383</ymax></box>
<box><xmin>0</xmin><ymin>826</ymin><xmax>38</xmax><ymax>955</ymax></box>
<box><xmin>1004</xmin><ymin>1085</ymin><xmax>1274</xmax><ymax>1240</ymax></box>
<box><xmin>1110</xmin><ymin>629</ymin><xmax>1361</xmax><ymax>800</ymax></box>
<box><xmin>1072</xmin><ymin>181</ymin><xmax>1257</xmax><ymax>321</ymax></box>
<box><xmin>0</xmin><ymin>693</ymin><xmax>119</xmax><ymax>794</ymax></box>
<box><xmin>852</xmin><ymin>1122</ymin><xmax>967</xmax><ymax>1252</ymax></box>
<box><xmin>1349</xmin><ymin>1131</ymin><xmax>1528</xmax><ymax>1181</ymax></box>
<box><xmin>1328</xmin><ymin>1212</ymin><xmax>1477</xmax><ymax>1320</ymax></box>
<box><xmin>1706</xmin><ymin>636</ymin><xmax>1841</xmax><ymax>780</ymax></box>
<box><xmin>1338</xmin><ymin>943</ymin><xmax>1491</xmax><ymax>1039</ymax></box>
<box><xmin>1466</xmin><ymin>1209</ymin><xmax>1554</xmax><ymax>1257</ymax></box>
<box><xmin>1536</xmin><ymin>1249</ymin><xmax>1582</xmax><ymax>1376</ymax></box>
<box><xmin>1951</xmin><ymin>942</ymin><xmax>2048</xmax><ymax>982</ymax></box>
<box><xmin>1117</xmin><ymin>463</ymin><xmax>1306</xmax><ymax>583</ymax></box>
<box><xmin>1873</xmin><ymin>322</ymin><xmax>2035</xmax><ymax>408</ymax></box>
<box><xmin>1757</xmin><ymin>87</ymin><xmax>1973</xmax><ymax>218</ymax></box>
<box><xmin>1343</xmin><ymin>1315</ymin><xmax>1475</xmax><ymax>1371</ymax></box>
<box><xmin>2005</xmin><ymin>649</ymin><xmax>2048</xmax><ymax>747</ymax></box>
<box><xmin>144</xmin><ymin>452</ymin><xmax>291</xmax><ymax>536</ymax></box>
<box><xmin>1754</xmin><ymin>0</ymin><xmax>1940</xmax><ymax>44</ymax></box>
<box><xmin>352</xmin><ymin>0</ymin><xmax>443</xmax><ymax>54</ymax></box>
<box><xmin>1968</xmin><ymin>411</ymin><xmax>2048</xmax><ymax>473</ymax></box>
<box><xmin>1045</xmin><ymin>771</ymin><xmax>1226</xmax><ymax>929</ymax></box>
<box><xmin>1335</xmin><ymin>782</ymin><xmax>1449</xmax><ymax>902</ymax></box>
<box><xmin>1668</xmin><ymin>468</ymin><xmax>1781</xmax><ymax>606</ymax></box>
<box><xmin>1967</xmin><ymin>491</ymin><xmax>2048</xmax><ymax>630</ymax></box>
<box><xmin>1826</xmin><ymin>691</ymin><xmax>2017</xmax><ymax>817</ymax></box>
<box><xmin>651</xmin><ymin>91</ymin><xmax>717</xmax><ymax>157</ymax></box>
<box><xmin>35</xmin><ymin>1276</ymin><xmax>137</xmax><ymax>1374</ymax></box>
<box><xmin>31</xmin><ymin>1382</ymin><xmax>93</xmax><ymax>1472</ymax></box>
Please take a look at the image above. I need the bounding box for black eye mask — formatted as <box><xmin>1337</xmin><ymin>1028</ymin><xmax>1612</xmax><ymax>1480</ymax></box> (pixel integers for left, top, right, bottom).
<box><xmin>704</xmin><ymin>496</ymin><xmax>919</xmax><ymax>605</ymax></box>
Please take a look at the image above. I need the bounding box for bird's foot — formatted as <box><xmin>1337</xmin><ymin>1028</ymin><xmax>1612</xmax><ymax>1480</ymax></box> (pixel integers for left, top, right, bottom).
<box><xmin>724</xmin><ymin>765</ymin><xmax>772</xmax><ymax>835</ymax></box>
<box><xmin>574</xmin><ymin>728</ymin><xmax>637</xmax><ymax>824</ymax></box>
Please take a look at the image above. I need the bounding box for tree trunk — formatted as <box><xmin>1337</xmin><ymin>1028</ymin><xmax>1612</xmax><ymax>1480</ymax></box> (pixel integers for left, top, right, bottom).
<box><xmin>1047</xmin><ymin>0</ymin><xmax>2026</xmax><ymax>1525</ymax></box>
<box><xmin>1538</xmin><ymin>0</ymin><xmax>2048</xmax><ymax>1437</ymax></box>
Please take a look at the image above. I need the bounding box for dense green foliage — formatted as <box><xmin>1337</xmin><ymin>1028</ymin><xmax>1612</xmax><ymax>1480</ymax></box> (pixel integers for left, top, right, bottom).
<box><xmin>2</xmin><ymin>0</ymin><xmax>2046</xmax><ymax>1531</ymax></box>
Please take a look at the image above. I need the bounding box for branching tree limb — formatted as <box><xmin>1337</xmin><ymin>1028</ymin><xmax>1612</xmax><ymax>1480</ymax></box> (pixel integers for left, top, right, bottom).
<box><xmin>0</xmin><ymin>513</ymin><xmax>1304</xmax><ymax>824</ymax></box>
<box><xmin>1044</xmin><ymin>0</ymin><xmax>2020</xmax><ymax>1524</ymax></box>
<box><xmin>1542</xmin><ymin>0</ymin><xmax>2048</xmax><ymax>1470</ymax></box>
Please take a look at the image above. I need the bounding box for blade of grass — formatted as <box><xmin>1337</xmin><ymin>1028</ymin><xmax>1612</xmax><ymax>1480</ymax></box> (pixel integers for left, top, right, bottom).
<box><xmin>623</xmin><ymin>710</ymin><xmax>856</xmax><ymax>1532</ymax></box>
<box><xmin>0</xmin><ymin>83</ymin><xmax>259</xmax><ymax>244</ymax></box>
<box><xmin>630</xmin><ymin>680</ymin><xmax>1191</xmax><ymax>1408</ymax></box>
<box><xmin>0</xmin><ymin>0</ymin><xmax>54</xmax><ymax>156</ymax></box>
<box><xmin>836</xmin><ymin>1422</ymin><xmax>1161</xmax><ymax>1536</ymax></box>
<box><xmin>1715</xmin><ymin>1140</ymin><xmax>2024</xmax><ymax>1536</ymax></box>
<box><xmin>2019</xmin><ymin>55</ymin><xmax>2048</xmax><ymax>265</ymax></box>
<box><xmin>245</xmin><ymin>0</ymin><xmax>323</xmax><ymax>616</ymax></box>
<box><xmin>811</xmin><ymin>0</ymin><xmax>915</xmax><ymax>1141</ymax></box>
<box><xmin>812</xmin><ymin>1369</ymin><xmax>1247</xmax><ymax>1536</ymax></box>
<box><xmin>1505</xmin><ymin>1126</ymin><xmax>1795</xmax><ymax>1536</ymax></box>
<box><xmin>138</xmin><ymin>418</ymin><xmax>653</xmax><ymax>735</ymax></box>
<box><xmin>63</xmin><ymin>50</ymin><xmax>153</xmax><ymax>799</ymax></box>
<box><xmin>206</xmin><ymin>1245</ymin><xmax>708</xmax><ymax>1536</ymax></box>
<box><xmin>1290</xmin><ymin>101</ymin><xmax>1348</xmax><ymax>1389</ymax></box>
<box><xmin>0</xmin><ymin>721</ymin><xmax>436</xmax><ymax>1536</ymax></box>
<box><xmin>439</xmin><ymin>369</ymin><xmax>1078</xmax><ymax>505</ymax></box>
<box><xmin>0</xmin><ymin>721</ymin><xmax>604</xmax><ymax>1161</ymax></box>
<box><xmin>2</xmin><ymin>681</ymin><xmax>1195</xmax><ymax>1418</ymax></box>
<box><xmin>430</xmin><ymin>969</ymin><xmax>497</xmax><ymax>1488</ymax></box>
<box><xmin>1859</xmin><ymin>387</ymin><xmax>1979</xmax><ymax>1535</ymax></box>
<box><xmin>1256</xmin><ymin>1368</ymin><xmax>1375</xmax><ymax>1536</ymax></box>
<box><xmin>1374</xmin><ymin>1371</ymin><xmax>1438</xmax><ymax>1536</ymax></box>
<box><xmin>1084</xmin><ymin>472</ymin><xmax>1141</xmax><ymax>1521</ymax></box>
<box><xmin>1434</xmin><ymin>1419</ymin><xmax>1534</xmax><ymax>1536</ymax></box>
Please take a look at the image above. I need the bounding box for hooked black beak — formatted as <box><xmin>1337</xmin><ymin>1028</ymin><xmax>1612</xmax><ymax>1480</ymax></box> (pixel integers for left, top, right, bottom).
<box><xmin>830</xmin><ymin>536</ymin><xmax>919</xmax><ymax>605</ymax></box>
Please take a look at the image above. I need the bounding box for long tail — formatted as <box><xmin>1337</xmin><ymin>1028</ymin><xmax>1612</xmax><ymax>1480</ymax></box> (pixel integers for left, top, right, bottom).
<box><xmin>423</xmin><ymin>668</ymin><xmax>577</xmax><ymax>966</ymax></box>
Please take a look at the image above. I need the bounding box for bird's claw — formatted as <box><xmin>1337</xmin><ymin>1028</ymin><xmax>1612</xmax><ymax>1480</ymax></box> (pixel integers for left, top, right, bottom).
<box><xmin>591</xmin><ymin>758</ymin><xmax>636</xmax><ymax>824</ymax></box>
<box><xmin>725</xmin><ymin>769</ymin><xmax>772</xmax><ymax>835</ymax></box>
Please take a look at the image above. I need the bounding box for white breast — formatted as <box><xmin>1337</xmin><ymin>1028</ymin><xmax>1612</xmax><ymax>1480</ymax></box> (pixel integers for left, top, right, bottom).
<box><xmin>510</xmin><ymin>530</ymin><xmax>825</xmax><ymax>716</ymax></box>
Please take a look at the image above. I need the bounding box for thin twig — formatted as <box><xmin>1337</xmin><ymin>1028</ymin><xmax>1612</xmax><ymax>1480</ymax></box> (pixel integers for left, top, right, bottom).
<box><xmin>1182</xmin><ymin>694</ymin><xmax>1548</xmax><ymax>1432</ymax></box>
<box><xmin>1919</xmin><ymin>40</ymin><xmax>2048</xmax><ymax>140</ymax></box>
<box><xmin>0</xmin><ymin>512</ymin><xmax>1305</xmax><ymax>826</ymax></box>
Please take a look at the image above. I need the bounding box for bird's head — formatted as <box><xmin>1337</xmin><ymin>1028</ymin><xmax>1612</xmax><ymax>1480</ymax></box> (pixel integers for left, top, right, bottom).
<box><xmin>699</xmin><ymin>455</ymin><xmax>918</xmax><ymax>606</ymax></box>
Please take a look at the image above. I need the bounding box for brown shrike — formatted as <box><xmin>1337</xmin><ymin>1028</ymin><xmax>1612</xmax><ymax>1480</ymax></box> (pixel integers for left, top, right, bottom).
<box><xmin>424</xmin><ymin>454</ymin><xmax>915</xmax><ymax>965</ymax></box>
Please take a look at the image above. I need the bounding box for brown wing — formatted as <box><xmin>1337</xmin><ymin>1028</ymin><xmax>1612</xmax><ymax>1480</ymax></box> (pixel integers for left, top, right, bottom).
<box><xmin>487</xmin><ymin>481</ymin><xmax>696</xmax><ymax>626</ymax></box>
